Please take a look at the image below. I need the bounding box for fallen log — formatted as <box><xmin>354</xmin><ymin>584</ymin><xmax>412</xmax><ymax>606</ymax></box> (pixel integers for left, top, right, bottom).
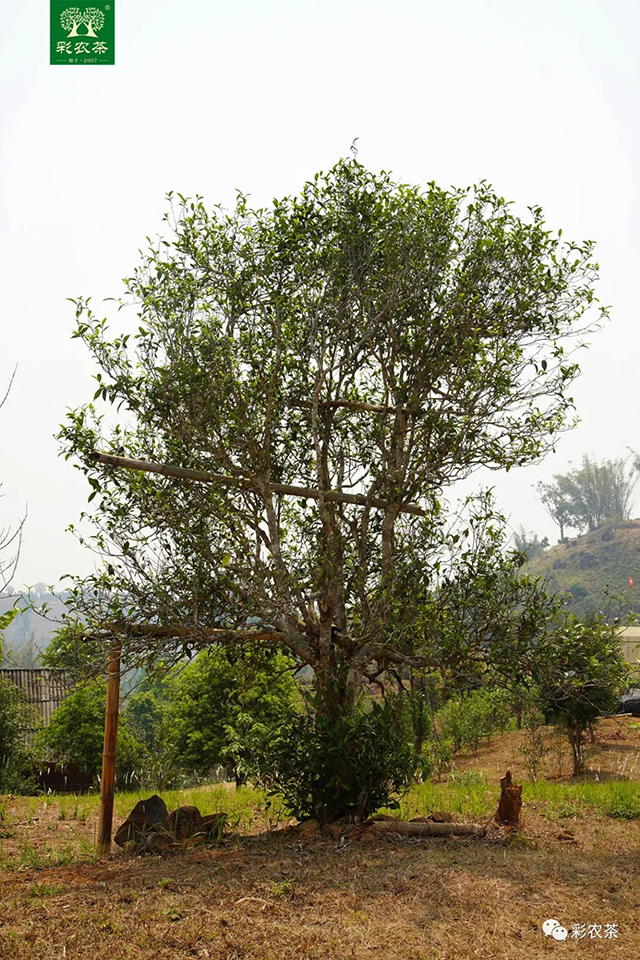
<box><xmin>368</xmin><ymin>820</ymin><xmax>485</xmax><ymax>838</ymax></box>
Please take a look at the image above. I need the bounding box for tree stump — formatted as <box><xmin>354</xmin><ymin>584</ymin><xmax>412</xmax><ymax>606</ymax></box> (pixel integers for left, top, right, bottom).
<box><xmin>495</xmin><ymin>769</ymin><xmax>522</xmax><ymax>826</ymax></box>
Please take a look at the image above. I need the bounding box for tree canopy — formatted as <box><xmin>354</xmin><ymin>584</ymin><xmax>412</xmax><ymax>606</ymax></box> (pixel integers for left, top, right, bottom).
<box><xmin>530</xmin><ymin>612</ymin><xmax>631</xmax><ymax>775</ymax></box>
<box><xmin>60</xmin><ymin>156</ymin><xmax>606</xmax><ymax>728</ymax></box>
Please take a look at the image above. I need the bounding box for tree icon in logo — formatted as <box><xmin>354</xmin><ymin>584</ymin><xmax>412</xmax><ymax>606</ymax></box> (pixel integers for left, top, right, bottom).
<box><xmin>60</xmin><ymin>7</ymin><xmax>106</xmax><ymax>38</ymax></box>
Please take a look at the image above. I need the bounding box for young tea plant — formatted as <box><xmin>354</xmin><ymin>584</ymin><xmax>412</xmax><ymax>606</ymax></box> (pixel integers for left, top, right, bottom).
<box><xmin>518</xmin><ymin>708</ymin><xmax>550</xmax><ymax>783</ymax></box>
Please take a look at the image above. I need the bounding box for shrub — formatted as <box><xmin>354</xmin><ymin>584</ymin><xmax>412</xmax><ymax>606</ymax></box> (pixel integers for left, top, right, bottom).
<box><xmin>437</xmin><ymin>688</ymin><xmax>511</xmax><ymax>754</ymax></box>
<box><xmin>249</xmin><ymin>696</ymin><xmax>415</xmax><ymax>823</ymax></box>
<box><xmin>38</xmin><ymin>680</ymin><xmax>146</xmax><ymax>787</ymax></box>
<box><xmin>0</xmin><ymin>675</ymin><xmax>38</xmax><ymax>792</ymax></box>
<box><xmin>163</xmin><ymin>646</ymin><xmax>299</xmax><ymax>784</ymax></box>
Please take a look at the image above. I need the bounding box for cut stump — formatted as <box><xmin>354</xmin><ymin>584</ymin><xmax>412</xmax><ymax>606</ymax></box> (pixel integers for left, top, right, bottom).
<box><xmin>495</xmin><ymin>769</ymin><xmax>522</xmax><ymax>826</ymax></box>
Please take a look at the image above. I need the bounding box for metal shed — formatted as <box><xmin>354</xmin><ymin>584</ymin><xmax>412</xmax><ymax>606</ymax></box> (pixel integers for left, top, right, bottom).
<box><xmin>0</xmin><ymin>667</ymin><xmax>70</xmax><ymax>726</ymax></box>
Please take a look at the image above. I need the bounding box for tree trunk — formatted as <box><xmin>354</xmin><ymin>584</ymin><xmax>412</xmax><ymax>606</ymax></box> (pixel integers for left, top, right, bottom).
<box><xmin>567</xmin><ymin>720</ymin><xmax>585</xmax><ymax>776</ymax></box>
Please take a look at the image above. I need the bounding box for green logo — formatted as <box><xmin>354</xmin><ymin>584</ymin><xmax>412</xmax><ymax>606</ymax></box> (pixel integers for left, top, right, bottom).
<box><xmin>50</xmin><ymin>2</ymin><xmax>115</xmax><ymax>65</ymax></box>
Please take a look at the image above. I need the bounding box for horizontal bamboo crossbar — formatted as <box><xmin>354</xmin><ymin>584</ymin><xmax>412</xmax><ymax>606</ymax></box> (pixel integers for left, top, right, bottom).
<box><xmin>83</xmin><ymin>623</ymin><xmax>282</xmax><ymax>643</ymax></box>
<box><xmin>89</xmin><ymin>452</ymin><xmax>425</xmax><ymax>517</ymax></box>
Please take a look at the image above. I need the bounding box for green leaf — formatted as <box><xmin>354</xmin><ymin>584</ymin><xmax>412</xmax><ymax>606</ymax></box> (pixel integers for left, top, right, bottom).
<box><xmin>0</xmin><ymin>608</ymin><xmax>19</xmax><ymax>631</ymax></box>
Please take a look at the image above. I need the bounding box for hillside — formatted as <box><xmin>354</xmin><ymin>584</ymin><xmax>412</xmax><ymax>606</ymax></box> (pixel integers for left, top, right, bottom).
<box><xmin>527</xmin><ymin>518</ymin><xmax>640</xmax><ymax>616</ymax></box>
<box><xmin>0</xmin><ymin>586</ymin><xmax>67</xmax><ymax>665</ymax></box>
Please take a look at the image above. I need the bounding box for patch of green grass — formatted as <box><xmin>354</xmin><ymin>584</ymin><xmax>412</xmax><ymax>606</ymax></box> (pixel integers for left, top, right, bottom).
<box><xmin>525</xmin><ymin>778</ymin><xmax>640</xmax><ymax>820</ymax></box>
<box><xmin>600</xmin><ymin>783</ymin><xmax>640</xmax><ymax>819</ymax></box>
<box><xmin>383</xmin><ymin>774</ymin><xmax>640</xmax><ymax>824</ymax></box>
<box><xmin>28</xmin><ymin>883</ymin><xmax>66</xmax><ymax>900</ymax></box>
<box><xmin>390</xmin><ymin>772</ymin><xmax>495</xmax><ymax>821</ymax></box>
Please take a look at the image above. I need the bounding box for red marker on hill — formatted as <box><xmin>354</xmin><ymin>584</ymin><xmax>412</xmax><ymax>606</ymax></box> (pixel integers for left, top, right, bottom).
<box><xmin>629</xmin><ymin>577</ymin><xmax>634</xmax><ymax>589</ymax></box>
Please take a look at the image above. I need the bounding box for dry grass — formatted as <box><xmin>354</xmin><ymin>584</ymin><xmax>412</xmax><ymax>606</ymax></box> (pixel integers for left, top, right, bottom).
<box><xmin>1</xmin><ymin>717</ymin><xmax>639</xmax><ymax>959</ymax></box>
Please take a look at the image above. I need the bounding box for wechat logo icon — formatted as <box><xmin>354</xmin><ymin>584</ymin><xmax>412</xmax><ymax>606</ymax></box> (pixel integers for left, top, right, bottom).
<box><xmin>543</xmin><ymin>918</ymin><xmax>568</xmax><ymax>941</ymax></box>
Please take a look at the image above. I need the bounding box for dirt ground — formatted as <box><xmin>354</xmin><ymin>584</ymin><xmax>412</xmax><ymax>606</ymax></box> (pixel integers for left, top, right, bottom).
<box><xmin>1</xmin><ymin>718</ymin><xmax>639</xmax><ymax>959</ymax></box>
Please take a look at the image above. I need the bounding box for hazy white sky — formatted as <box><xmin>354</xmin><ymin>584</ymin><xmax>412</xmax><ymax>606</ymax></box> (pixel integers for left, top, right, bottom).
<box><xmin>1</xmin><ymin>0</ymin><xmax>639</xmax><ymax>586</ymax></box>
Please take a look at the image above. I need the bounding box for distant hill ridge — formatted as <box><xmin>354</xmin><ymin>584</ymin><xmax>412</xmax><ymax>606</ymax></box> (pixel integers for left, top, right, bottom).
<box><xmin>527</xmin><ymin>518</ymin><xmax>640</xmax><ymax>616</ymax></box>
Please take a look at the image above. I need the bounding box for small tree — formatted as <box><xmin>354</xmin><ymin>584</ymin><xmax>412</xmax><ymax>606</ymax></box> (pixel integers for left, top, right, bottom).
<box><xmin>164</xmin><ymin>645</ymin><xmax>299</xmax><ymax>784</ymax></box>
<box><xmin>0</xmin><ymin>675</ymin><xmax>37</xmax><ymax>791</ymax></box>
<box><xmin>39</xmin><ymin>681</ymin><xmax>145</xmax><ymax>787</ymax></box>
<box><xmin>531</xmin><ymin>613</ymin><xmax>630</xmax><ymax>776</ymax></box>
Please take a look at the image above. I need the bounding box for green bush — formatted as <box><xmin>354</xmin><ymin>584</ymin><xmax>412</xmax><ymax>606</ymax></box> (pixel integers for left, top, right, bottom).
<box><xmin>249</xmin><ymin>696</ymin><xmax>415</xmax><ymax>823</ymax></box>
<box><xmin>38</xmin><ymin>680</ymin><xmax>146</xmax><ymax>788</ymax></box>
<box><xmin>164</xmin><ymin>646</ymin><xmax>299</xmax><ymax>784</ymax></box>
<box><xmin>0</xmin><ymin>675</ymin><xmax>38</xmax><ymax>792</ymax></box>
<box><xmin>437</xmin><ymin>688</ymin><xmax>511</xmax><ymax>754</ymax></box>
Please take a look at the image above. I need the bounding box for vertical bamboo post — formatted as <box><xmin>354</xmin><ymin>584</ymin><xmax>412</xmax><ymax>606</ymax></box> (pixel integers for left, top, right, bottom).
<box><xmin>97</xmin><ymin>639</ymin><xmax>121</xmax><ymax>856</ymax></box>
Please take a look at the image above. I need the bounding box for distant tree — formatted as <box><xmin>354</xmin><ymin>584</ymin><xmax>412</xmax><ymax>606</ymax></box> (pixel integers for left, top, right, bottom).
<box><xmin>1</xmin><ymin>633</ymin><xmax>39</xmax><ymax>667</ymax></box>
<box><xmin>512</xmin><ymin>525</ymin><xmax>549</xmax><ymax>560</ymax></box>
<box><xmin>537</xmin><ymin>479</ymin><xmax>578</xmax><ymax>541</ymax></box>
<box><xmin>540</xmin><ymin>454</ymin><xmax>639</xmax><ymax>535</ymax></box>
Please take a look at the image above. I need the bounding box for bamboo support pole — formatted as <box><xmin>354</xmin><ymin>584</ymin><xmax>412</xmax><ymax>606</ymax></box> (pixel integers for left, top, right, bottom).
<box><xmin>83</xmin><ymin>624</ymin><xmax>282</xmax><ymax>643</ymax></box>
<box><xmin>96</xmin><ymin>639</ymin><xmax>121</xmax><ymax>856</ymax></box>
<box><xmin>89</xmin><ymin>451</ymin><xmax>426</xmax><ymax>518</ymax></box>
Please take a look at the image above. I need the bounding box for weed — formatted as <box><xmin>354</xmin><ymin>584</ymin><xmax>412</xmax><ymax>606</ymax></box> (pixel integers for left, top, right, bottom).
<box><xmin>163</xmin><ymin>905</ymin><xmax>183</xmax><ymax>922</ymax></box>
<box><xmin>28</xmin><ymin>883</ymin><xmax>66</xmax><ymax>899</ymax></box>
<box><xmin>270</xmin><ymin>879</ymin><xmax>295</xmax><ymax>899</ymax></box>
<box><xmin>447</xmin><ymin>769</ymin><xmax>486</xmax><ymax>788</ymax></box>
<box><xmin>502</xmin><ymin>828</ymin><xmax>538</xmax><ymax>850</ymax></box>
